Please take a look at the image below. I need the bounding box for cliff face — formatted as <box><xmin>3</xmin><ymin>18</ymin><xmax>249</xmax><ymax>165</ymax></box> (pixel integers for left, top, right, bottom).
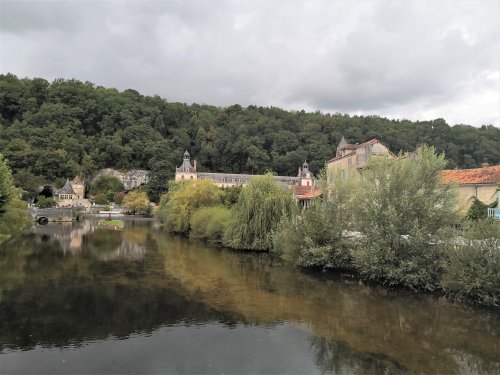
<box><xmin>94</xmin><ymin>169</ymin><xmax>149</xmax><ymax>191</ymax></box>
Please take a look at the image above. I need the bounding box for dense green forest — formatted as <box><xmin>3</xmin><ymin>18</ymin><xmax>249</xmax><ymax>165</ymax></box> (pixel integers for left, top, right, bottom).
<box><xmin>1</xmin><ymin>73</ymin><xmax>499</xmax><ymax>201</ymax></box>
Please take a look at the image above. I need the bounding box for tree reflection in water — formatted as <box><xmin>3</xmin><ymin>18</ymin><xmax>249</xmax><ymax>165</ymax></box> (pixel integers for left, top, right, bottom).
<box><xmin>0</xmin><ymin>220</ymin><xmax>499</xmax><ymax>374</ymax></box>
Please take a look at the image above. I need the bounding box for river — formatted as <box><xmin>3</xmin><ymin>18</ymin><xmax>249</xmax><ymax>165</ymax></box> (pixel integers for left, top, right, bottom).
<box><xmin>0</xmin><ymin>219</ymin><xmax>499</xmax><ymax>374</ymax></box>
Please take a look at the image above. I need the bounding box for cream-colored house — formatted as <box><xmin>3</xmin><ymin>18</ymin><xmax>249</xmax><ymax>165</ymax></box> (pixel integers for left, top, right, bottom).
<box><xmin>326</xmin><ymin>137</ymin><xmax>393</xmax><ymax>177</ymax></box>
<box><xmin>441</xmin><ymin>164</ymin><xmax>500</xmax><ymax>215</ymax></box>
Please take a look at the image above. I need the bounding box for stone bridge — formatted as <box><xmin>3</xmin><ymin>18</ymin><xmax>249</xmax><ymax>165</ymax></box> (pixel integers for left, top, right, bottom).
<box><xmin>28</xmin><ymin>208</ymin><xmax>84</xmax><ymax>223</ymax></box>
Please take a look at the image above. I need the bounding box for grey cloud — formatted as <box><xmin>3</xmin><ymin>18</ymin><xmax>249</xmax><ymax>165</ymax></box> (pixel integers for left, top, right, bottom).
<box><xmin>0</xmin><ymin>0</ymin><xmax>498</xmax><ymax>126</ymax></box>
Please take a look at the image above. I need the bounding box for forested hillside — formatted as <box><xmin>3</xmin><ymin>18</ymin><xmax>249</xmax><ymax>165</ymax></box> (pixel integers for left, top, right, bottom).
<box><xmin>1</xmin><ymin>73</ymin><xmax>499</xmax><ymax>201</ymax></box>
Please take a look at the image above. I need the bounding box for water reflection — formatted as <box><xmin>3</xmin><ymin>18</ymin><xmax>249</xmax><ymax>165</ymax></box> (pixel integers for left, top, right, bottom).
<box><xmin>0</xmin><ymin>220</ymin><xmax>499</xmax><ymax>374</ymax></box>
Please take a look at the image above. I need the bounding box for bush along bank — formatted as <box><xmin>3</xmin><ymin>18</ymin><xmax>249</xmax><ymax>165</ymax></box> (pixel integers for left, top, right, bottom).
<box><xmin>157</xmin><ymin>146</ymin><xmax>500</xmax><ymax>308</ymax></box>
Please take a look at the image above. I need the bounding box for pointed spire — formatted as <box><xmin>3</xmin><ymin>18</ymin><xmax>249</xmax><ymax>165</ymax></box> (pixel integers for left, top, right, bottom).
<box><xmin>303</xmin><ymin>161</ymin><xmax>309</xmax><ymax>170</ymax></box>
<box><xmin>183</xmin><ymin>150</ymin><xmax>190</xmax><ymax>160</ymax></box>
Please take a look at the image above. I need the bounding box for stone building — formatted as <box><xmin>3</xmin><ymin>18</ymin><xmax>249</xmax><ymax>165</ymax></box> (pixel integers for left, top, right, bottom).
<box><xmin>327</xmin><ymin>137</ymin><xmax>393</xmax><ymax>177</ymax></box>
<box><xmin>55</xmin><ymin>176</ymin><xmax>89</xmax><ymax>207</ymax></box>
<box><xmin>175</xmin><ymin>151</ymin><xmax>321</xmax><ymax>205</ymax></box>
<box><xmin>441</xmin><ymin>164</ymin><xmax>500</xmax><ymax>214</ymax></box>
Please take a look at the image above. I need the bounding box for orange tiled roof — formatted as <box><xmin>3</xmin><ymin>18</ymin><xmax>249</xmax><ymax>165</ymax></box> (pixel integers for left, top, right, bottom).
<box><xmin>291</xmin><ymin>185</ymin><xmax>322</xmax><ymax>199</ymax></box>
<box><xmin>441</xmin><ymin>165</ymin><xmax>500</xmax><ymax>185</ymax></box>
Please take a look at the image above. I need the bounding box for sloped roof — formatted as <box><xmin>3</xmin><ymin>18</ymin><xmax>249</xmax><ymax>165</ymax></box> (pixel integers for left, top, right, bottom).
<box><xmin>58</xmin><ymin>179</ymin><xmax>76</xmax><ymax>195</ymax></box>
<box><xmin>329</xmin><ymin>138</ymin><xmax>380</xmax><ymax>163</ymax></box>
<box><xmin>441</xmin><ymin>165</ymin><xmax>500</xmax><ymax>185</ymax></box>
<box><xmin>292</xmin><ymin>185</ymin><xmax>322</xmax><ymax>199</ymax></box>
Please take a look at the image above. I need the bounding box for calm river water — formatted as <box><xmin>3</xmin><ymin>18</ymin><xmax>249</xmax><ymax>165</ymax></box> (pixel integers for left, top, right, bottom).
<box><xmin>0</xmin><ymin>219</ymin><xmax>499</xmax><ymax>374</ymax></box>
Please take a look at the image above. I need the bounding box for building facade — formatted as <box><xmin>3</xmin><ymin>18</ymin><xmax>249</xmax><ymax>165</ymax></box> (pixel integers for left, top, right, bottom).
<box><xmin>55</xmin><ymin>176</ymin><xmax>89</xmax><ymax>207</ymax></box>
<box><xmin>441</xmin><ymin>164</ymin><xmax>500</xmax><ymax>214</ymax></box>
<box><xmin>175</xmin><ymin>151</ymin><xmax>321</xmax><ymax>205</ymax></box>
<box><xmin>326</xmin><ymin>137</ymin><xmax>392</xmax><ymax>177</ymax></box>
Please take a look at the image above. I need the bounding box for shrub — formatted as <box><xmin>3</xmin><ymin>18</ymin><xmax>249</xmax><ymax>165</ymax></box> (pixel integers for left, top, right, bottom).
<box><xmin>352</xmin><ymin>145</ymin><xmax>458</xmax><ymax>291</ymax></box>
<box><xmin>90</xmin><ymin>175</ymin><xmax>124</xmax><ymax>201</ymax></box>
<box><xmin>224</xmin><ymin>174</ymin><xmax>295</xmax><ymax>251</ymax></box>
<box><xmin>442</xmin><ymin>239</ymin><xmax>500</xmax><ymax>307</ymax></box>
<box><xmin>36</xmin><ymin>195</ymin><xmax>57</xmax><ymax>208</ymax></box>
<box><xmin>0</xmin><ymin>197</ymin><xmax>31</xmax><ymax>238</ymax></box>
<box><xmin>190</xmin><ymin>206</ymin><xmax>231</xmax><ymax>245</ymax></box>
<box><xmin>158</xmin><ymin>180</ymin><xmax>224</xmax><ymax>234</ymax></box>
<box><xmin>273</xmin><ymin>169</ymin><xmax>358</xmax><ymax>270</ymax></box>
<box><xmin>123</xmin><ymin>191</ymin><xmax>149</xmax><ymax>214</ymax></box>
<box><xmin>0</xmin><ymin>153</ymin><xmax>14</xmax><ymax>216</ymax></box>
<box><xmin>94</xmin><ymin>193</ymin><xmax>108</xmax><ymax>205</ymax></box>
<box><xmin>465</xmin><ymin>197</ymin><xmax>488</xmax><ymax>221</ymax></box>
<box><xmin>114</xmin><ymin>191</ymin><xmax>126</xmax><ymax>204</ymax></box>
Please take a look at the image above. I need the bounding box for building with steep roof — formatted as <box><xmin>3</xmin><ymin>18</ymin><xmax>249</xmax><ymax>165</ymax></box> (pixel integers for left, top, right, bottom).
<box><xmin>327</xmin><ymin>137</ymin><xmax>393</xmax><ymax>178</ymax></box>
<box><xmin>175</xmin><ymin>151</ymin><xmax>320</xmax><ymax>205</ymax></box>
<box><xmin>55</xmin><ymin>176</ymin><xmax>89</xmax><ymax>207</ymax></box>
<box><xmin>441</xmin><ymin>164</ymin><xmax>500</xmax><ymax>214</ymax></box>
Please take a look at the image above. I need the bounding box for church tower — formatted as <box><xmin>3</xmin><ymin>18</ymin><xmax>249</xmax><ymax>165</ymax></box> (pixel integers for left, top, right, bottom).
<box><xmin>298</xmin><ymin>161</ymin><xmax>315</xmax><ymax>187</ymax></box>
<box><xmin>175</xmin><ymin>151</ymin><xmax>198</xmax><ymax>181</ymax></box>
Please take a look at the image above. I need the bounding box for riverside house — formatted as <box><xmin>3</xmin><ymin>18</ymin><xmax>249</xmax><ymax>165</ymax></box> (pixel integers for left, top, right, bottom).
<box><xmin>441</xmin><ymin>164</ymin><xmax>500</xmax><ymax>217</ymax></box>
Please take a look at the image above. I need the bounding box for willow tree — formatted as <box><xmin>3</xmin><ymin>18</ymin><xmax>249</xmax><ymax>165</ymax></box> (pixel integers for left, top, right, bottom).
<box><xmin>158</xmin><ymin>180</ymin><xmax>224</xmax><ymax>234</ymax></box>
<box><xmin>224</xmin><ymin>174</ymin><xmax>296</xmax><ymax>251</ymax></box>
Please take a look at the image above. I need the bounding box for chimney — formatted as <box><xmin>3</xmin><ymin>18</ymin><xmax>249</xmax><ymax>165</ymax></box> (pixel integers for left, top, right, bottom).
<box><xmin>194</xmin><ymin>160</ymin><xmax>197</xmax><ymax>170</ymax></box>
<box><xmin>482</xmin><ymin>163</ymin><xmax>489</xmax><ymax>168</ymax></box>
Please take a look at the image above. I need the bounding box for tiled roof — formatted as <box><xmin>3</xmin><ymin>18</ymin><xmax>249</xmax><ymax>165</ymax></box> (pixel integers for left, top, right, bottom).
<box><xmin>441</xmin><ymin>165</ymin><xmax>500</xmax><ymax>185</ymax></box>
<box><xmin>292</xmin><ymin>185</ymin><xmax>322</xmax><ymax>199</ymax></box>
<box><xmin>58</xmin><ymin>179</ymin><xmax>76</xmax><ymax>195</ymax></box>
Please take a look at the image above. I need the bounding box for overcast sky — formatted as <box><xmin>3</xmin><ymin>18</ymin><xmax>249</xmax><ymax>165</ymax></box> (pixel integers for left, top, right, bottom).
<box><xmin>1</xmin><ymin>0</ymin><xmax>499</xmax><ymax>127</ymax></box>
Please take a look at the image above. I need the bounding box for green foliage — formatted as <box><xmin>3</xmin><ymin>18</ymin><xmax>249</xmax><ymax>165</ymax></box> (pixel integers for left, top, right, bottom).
<box><xmin>222</xmin><ymin>185</ymin><xmax>243</xmax><ymax>207</ymax></box>
<box><xmin>114</xmin><ymin>191</ymin><xmax>126</xmax><ymax>205</ymax></box>
<box><xmin>13</xmin><ymin>169</ymin><xmax>44</xmax><ymax>202</ymax></box>
<box><xmin>158</xmin><ymin>180</ymin><xmax>225</xmax><ymax>234</ymax></box>
<box><xmin>1</xmin><ymin>74</ymin><xmax>499</xmax><ymax>192</ymax></box>
<box><xmin>190</xmin><ymin>206</ymin><xmax>231</xmax><ymax>245</ymax></box>
<box><xmin>90</xmin><ymin>176</ymin><xmax>124</xmax><ymax>200</ymax></box>
<box><xmin>465</xmin><ymin>197</ymin><xmax>488</xmax><ymax>221</ymax></box>
<box><xmin>273</xmin><ymin>170</ymin><xmax>359</xmax><ymax>269</ymax></box>
<box><xmin>36</xmin><ymin>195</ymin><xmax>57</xmax><ymax>208</ymax></box>
<box><xmin>93</xmin><ymin>193</ymin><xmax>108</xmax><ymax>205</ymax></box>
<box><xmin>0</xmin><ymin>196</ymin><xmax>31</xmax><ymax>240</ymax></box>
<box><xmin>352</xmin><ymin>145</ymin><xmax>458</xmax><ymax>291</ymax></box>
<box><xmin>224</xmin><ymin>174</ymin><xmax>295</xmax><ymax>251</ymax></box>
<box><xmin>442</xmin><ymin>239</ymin><xmax>500</xmax><ymax>307</ymax></box>
<box><xmin>123</xmin><ymin>191</ymin><xmax>149</xmax><ymax>214</ymax></box>
<box><xmin>459</xmin><ymin>218</ymin><xmax>500</xmax><ymax>240</ymax></box>
<box><xmin>0</xmin><ymin>153</ymin><xmax>14</xmax><ymax>216</ymax></box>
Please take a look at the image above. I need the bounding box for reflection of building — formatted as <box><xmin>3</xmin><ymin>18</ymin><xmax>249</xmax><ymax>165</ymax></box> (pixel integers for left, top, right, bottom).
<box><xmin>327</xmin><ymin>137</ymin><xmax>393</xmax><ymax>178</ymax></box>
<box><xmin>175</xmin><ymin>151</ymin><xmax>321</xmax><ymax>205</ymax></box>
<box><xmin>31</xmin><ymin>220</ymin><xmax>98</xmax><ymax>254</ymax></box>
<box><xmin>441</xmin><ymin>164</ymin><xmax>500</xmax><ymax>214</ymax></box>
